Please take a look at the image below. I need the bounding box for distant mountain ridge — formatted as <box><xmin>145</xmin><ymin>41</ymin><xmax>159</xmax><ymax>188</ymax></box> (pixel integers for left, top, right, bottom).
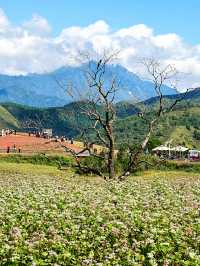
<box><xmin>0</xmin><ymin>63</ymin><xmax>176</xmax><ymax>107</ymax></box>
<box><xmin>143</xmin><ymin>87</ymin><xmax>200</xmax><ymax>105</ymax></box>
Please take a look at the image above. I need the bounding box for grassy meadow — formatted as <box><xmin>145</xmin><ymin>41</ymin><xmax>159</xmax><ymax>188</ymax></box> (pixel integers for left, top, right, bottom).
<box><xmin>0</xmin><ymin>162</ymin><xmax>199</xmax><ymax>265</ymax></box>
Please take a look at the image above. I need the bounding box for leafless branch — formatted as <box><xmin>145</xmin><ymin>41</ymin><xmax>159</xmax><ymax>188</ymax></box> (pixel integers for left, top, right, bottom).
<box><xmin>118</xmin><ymin>58</ymin><xmax>188</xmax><ymax>180</ymax></box>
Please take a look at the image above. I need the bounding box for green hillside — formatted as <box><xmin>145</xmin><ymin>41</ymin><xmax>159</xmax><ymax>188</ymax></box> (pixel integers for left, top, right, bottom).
<box><xmin>115</xmin><ymin>105</ymin><xmax>200</xmax><ymax>149</ymax></box>
<box><xmin>1</xmin><ymin>97</ymin><xmax>200</xmax><ymax>149</ymax></box>
<box><xmin>0</xmin><ymin>105</ymin><xmax>19</xmax><ymax>129</ymax></box>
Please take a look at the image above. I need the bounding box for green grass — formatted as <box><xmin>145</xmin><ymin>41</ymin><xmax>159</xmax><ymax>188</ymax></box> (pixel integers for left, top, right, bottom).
<box><xmin>0</xmin><ymin>162</ymin><xmax>199</xmax><ymax>265</ymax></box>
<box><xmin>157</xmin><ymin>160</ymin><xmax>200</xmax><ymax>173</ymax></box>
<box><xmin>169</xmin><ymin>126</ymin><xmax>193</xmax><ymax>147</ymax></box>
<box><xmin>0</xmin><ymin>105</ymin><xmax>19</xmax><ymax>128</ymax></box>
<box><xmin>0</xmin><ymin>161</ymin><xmax>74</xmax><ymax>177</ymax></box>
<box><xmin>168</xmin><ymin>125</ymin><xmax>200</xmax><ymax>149</ymax></box>
<box><xmin>0</xmin><ymin>154</ymin><xmax>74</xmax><ymax>168</ymax></box>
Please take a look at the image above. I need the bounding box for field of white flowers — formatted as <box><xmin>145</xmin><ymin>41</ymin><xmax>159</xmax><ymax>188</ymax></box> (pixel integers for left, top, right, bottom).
<box><xmin>0</xmin><ymin>163</ymin><xmax>199</xmax><ymax>265</ymax></box>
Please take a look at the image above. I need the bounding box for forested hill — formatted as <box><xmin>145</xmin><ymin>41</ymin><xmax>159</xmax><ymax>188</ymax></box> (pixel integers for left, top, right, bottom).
<box><xmin>0</xmin><ymin>88</ymin><xmax>200</xmax><ymax>149</ymax></box>
<box><xmin>144</xmin><ymin>87</ymin><xmax>200</xmax><ymax>105</ymax></box>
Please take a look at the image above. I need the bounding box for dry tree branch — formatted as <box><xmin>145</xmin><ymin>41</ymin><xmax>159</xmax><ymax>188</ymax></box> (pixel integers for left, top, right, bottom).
<box><xmin>51</xmin><ymin>53</ymin><xmax>188</xmax><ymax>180</ymax></box>
<box><xmin>118</xmin><ymin>59</ymin><xmax>188</xmax><ymax>180</ymax></box>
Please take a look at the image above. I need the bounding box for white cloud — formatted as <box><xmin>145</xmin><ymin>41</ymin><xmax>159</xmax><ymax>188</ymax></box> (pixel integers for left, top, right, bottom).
<box><xmin>23</xmin><ymin>14</ymin><xmax>51</xmax><ymax>36</ymax></box>
<box><xmin>116</xmin><ymin>24</ymin><xmax>153</xmax><ymax>39</ymax></box>
<box><xmin>0</xmin><ymin>8</ymin><xmax>9</xmax><ymax>32</ymax></box>
<box><xmin>0</xmin><ymin>8</ymin><xmax>199</xmax><ymax>88</ymax></box>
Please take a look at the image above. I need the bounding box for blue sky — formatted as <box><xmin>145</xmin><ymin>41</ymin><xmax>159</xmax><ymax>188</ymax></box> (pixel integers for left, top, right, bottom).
<box><xmin>0</xmin><ymin>0</ymin><xmax>199</xmax><ymax>44</ymax></box>
<box><xmin>0</xmin><ymin>0</ymin><xmax>199</xmax><ymax>88</ymax></box>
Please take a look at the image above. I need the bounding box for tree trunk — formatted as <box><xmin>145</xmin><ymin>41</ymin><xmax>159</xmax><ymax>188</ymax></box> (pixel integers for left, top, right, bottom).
<box><xmin>108</xmin><ymin>138</ymin><xmax>115</xmax><ymax>179</ymax></box>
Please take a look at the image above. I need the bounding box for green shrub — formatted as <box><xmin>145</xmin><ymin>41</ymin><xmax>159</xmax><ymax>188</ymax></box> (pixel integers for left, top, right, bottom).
<box><xmin>0</xmin><ymin>154</ymin><xmax>74</xmax><ymax>167</ymax></box>
<box><xmin>158</xmin><ymin>160</ymin><xmax>200</xmax><ymax>172</ymax></box>
<box><xmin>193</xmin><ymin>129</ymin><xmax>200</xmax><ymax>140</ymax></box>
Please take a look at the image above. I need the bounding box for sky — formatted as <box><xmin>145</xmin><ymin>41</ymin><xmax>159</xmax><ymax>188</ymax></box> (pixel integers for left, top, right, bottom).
<box><xmin>1</xmin><ymin>0</ymin><xmax>199</xmax><ymax>43</ymax></box>
<box><xmin>0</xmin><ymin>0</ymin><xmax>200</xmax><ymax>88</ymax></box>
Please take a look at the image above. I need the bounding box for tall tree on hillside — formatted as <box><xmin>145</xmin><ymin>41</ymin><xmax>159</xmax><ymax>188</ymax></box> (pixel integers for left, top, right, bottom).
<box><xmin>64</xmin><ymin>53</ymin><xmax>187</xmax><ymax>180</ymax></box>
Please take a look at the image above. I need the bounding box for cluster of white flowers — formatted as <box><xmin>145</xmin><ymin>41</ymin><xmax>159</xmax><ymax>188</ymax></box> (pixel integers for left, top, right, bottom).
<box><xmin>0</xmin><ymin>170</ymin><xmax>199</xmax><ymax>264</ymax></box>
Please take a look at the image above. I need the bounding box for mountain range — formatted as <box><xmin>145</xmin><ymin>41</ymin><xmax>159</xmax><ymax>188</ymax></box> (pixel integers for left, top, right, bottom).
<box><xmin>0</xmin><ymin>63</ymin><xmax>176</xmax><ymax>107</ymax></box>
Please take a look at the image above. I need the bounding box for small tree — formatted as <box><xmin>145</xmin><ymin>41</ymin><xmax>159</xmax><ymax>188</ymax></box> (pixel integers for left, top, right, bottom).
<box><xmin>65</xmin><ymin>54</ymin><xmax>188</xmax><ymax>180</ymax></box>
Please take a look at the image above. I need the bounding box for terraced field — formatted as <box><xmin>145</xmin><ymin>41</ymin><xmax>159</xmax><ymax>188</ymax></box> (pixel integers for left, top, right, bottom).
<box><xmin>0</xmin><ymin>163</ymin><xmax>199</xmax><ymax>265</ymax></box>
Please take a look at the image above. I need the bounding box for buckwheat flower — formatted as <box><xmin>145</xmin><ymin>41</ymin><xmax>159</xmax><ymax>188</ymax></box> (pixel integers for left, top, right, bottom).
<box><xmin>111</xmin><ymin>227</ymin><xmax>120</xmax><ymax>237</ymax></box>
<box><xmin>120</xmin><ymin>239</ymin><xmax>128</xmax><ymax>246</ymax></box>
<box><xmin>64</xmin><ymin>228</ymin><xmax>71</xmax><ymax>235</ymax></box>
<box><xmin>185</xmin><ymin>227</ymin><xmax>193</xmax><ymax>236</ymax></box>
<box><xmin>10</xmin><ymin>227</ymin><xmax>21</xmax><ymax>240</ymax></box>
<box><xmin>101</xmin><ymin>224</ymin><xmax>107</xmax><ymax>229</ymax></box>
<box><xmin>108</xmin><ymin>252</ymin><xmax>115</xmax><ymax>259</ymax></box>
<box><xmin>49</xmin><ymin>250</ymin><xmax>58</xmax><ymax>257</ymax></box>
<box><xmin>100</xmin><ymin>240</ymin><xmax>107</xmax><ymax>247</ymax></box>
<box><xmin>48</xmin><ymin>226</ymin><xmax>58</xmax><ymax>237</ymax></box>
<box><xmin>132</xmin><ymin>242</ymin><xmax>137</xmax><ymax>250</ymax></box>
<box><xmin>163</xmin><ymin>259</ymin><xmax>170</xmax><ymax>266</ymax></box>
<box><xmin>82</xmin><ymin>259</ymin><xmax>93</xmax><ymax>265</ymax></box>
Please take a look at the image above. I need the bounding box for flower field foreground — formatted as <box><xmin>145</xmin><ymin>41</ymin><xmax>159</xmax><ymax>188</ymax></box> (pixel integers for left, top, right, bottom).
<box><xmin>0</xmin><ymin>164</ymin><xmax>199</xmax><ymax>265</ymax></box>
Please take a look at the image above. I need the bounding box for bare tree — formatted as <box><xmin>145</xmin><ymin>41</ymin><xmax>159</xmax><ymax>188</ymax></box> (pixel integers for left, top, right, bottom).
<box><xmin>118</xmin><ymin>59</ymin><xmax>188</xmax><ymax>179</ymax></box>
<box><xmin>62</xmin><ymin>54</ymin><xmax>188</xmax><ymax>180</ymax></box>
<box><xmin>63</xmin><ymin>53</ymin><xmax>119</xmax><ymax>179</ymax></box>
